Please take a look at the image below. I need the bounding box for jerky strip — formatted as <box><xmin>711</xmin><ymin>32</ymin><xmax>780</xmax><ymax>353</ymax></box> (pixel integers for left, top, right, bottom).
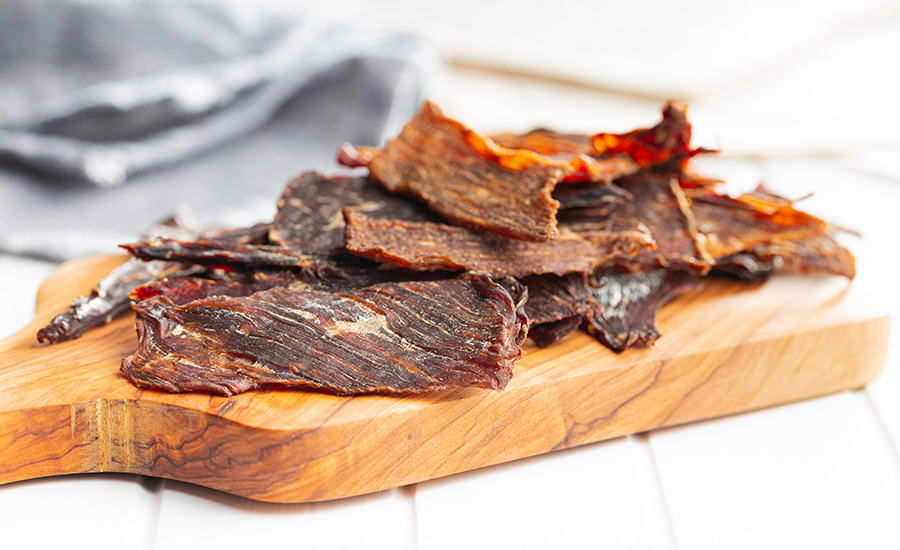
<box><xmin>121</xmin><ymin>239</ymin><xmax>321</xmax><ymax>269</ymax></box>
<box><xmin>344</xmin><ymin>210</ymin><xmax>654</xmax><ymax>278</ymax></box>
<box><xmin>592</xmin><ymin>101</ymin><xmax>712</xmax><ymax>167</ymax></box>
<box><xmin>553</xmin><ymin>181</ymin><xmax>633</xmax><ymax>210</ymax></box>
<box><xmin>522</xmin><ymin>273</ymin><xmax>600</xmax><ymax>325</ymax></box>
<box><xmin>689</xmin><ymin>186</ymin><xmax>829</xmax><ymax>260</ymax></box>
<box><xmin>367</xmin><ymin>101</ymin><xmax>564</xmax><ymax>242</ymax></box>
<box><xmin>36</xmin><ymin>259</ymin><xmax>203</xmax><ymax>344</ymax></box>
<box><xmin>121</xmin><ymin>275</ymin><xmax>527</xmax><ymax>396</ymax></box>
<box><xmin>713</xmin><ymin>233</ymin><xmax>855</xmax><ymax>281</ymax></box>
<box><xmin>565</xmin><ymin>172</ymin><xmax>712</xmax><ymax>274</ymax></box>
<box><xmin>269</xmin><ymin>171</ymin><xmax>439</xmax><ymax>253</ymax></box>
<box><xmin>585</xmin><ymin>270</ymin><xmax>701</xmax><ymax>352</ymax></box>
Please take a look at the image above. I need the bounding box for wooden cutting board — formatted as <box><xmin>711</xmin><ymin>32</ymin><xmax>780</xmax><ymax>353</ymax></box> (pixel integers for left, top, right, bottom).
<box><xmin>0</xmin><ymin>255</ymin><xmax>889</xmax><ymax>503</ymax></box>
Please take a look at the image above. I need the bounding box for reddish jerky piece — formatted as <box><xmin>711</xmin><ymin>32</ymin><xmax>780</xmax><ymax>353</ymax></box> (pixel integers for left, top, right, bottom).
<box><xmin>714</xmin><ymin>233</ymin><xmax>855</xmax><ymax>281</ymax></box>
<box><xmin>207</xmin><ymin>223</ymin><xmax>271</xmax><ymax>245</ymax></box>
<box><xmin>585</xmin><ymin>270</ymin><xmax>702</xmax><ymax>352</ymax></box>
<box><xmin>121</xmin><ymin>275</ymin><xmax>527</xmax><ymax>396</ymax></box>
<box><xmin>592</xmin><ymin>101</ymin><xmax>712</xmax><ymax>167</ymax></box>
<box><xmin>565</xmin><ymin>172</ymin><xmax>712</xmax><ymax>273</ymax></box>
<box><xmin>344</xmin><ymin>210</ymin><xmax>654</xmax><ymax>278</ymax></box>
<box><xmin>689</xmin><ymin>186</ymin><xmax>829</xmax><ymax>260</ymax></box>
<box><xmin>121</xmin><ymin>239</ymin><xmax>322</xmax><ymax>269</ymax></box>
<box><xmin>367</xmin><ymin>101</ymin><xmax>564</xmax><ymax>242</ymax></box>
<box><xmin>269</xmin><ymin>171</ymin><xmax>440</xmax><ymax>253</ymax></box>
<box><xmin>490</xmin><ymin>128</ymin><xmax>640</xmax><ymax>183</ymax></box>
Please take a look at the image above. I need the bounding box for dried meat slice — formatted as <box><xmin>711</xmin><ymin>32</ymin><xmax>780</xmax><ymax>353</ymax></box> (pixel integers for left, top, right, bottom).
<box><xmin>269</xmin><ymin>171</ymin><xmax>440</xmax><ymax>253</ymax></box>
<box><xmin>713</xmin><ymin>233</ymin><xmax>855</xmax><ymax>280</ymax></box>
<box><xmin>585</xmin><ymin>270</ymin><xmax>702</xmax><ymax>352</ymax></box>
<box><xmin>36</xmin><ymin>259</ymin><xmax>204</xmax><ymax>344</ymax></box>
<box><xmin>520</xmin><ymin>273</ymin><xmax>600</xmax><ymax>347</ymax></box>
<box><xmin>343</xmin><ymin>210</ymin><xmax>654</xmax><ymax>278</ymax></box>
<box><xmin>592</xmin><ymin>101</ymin><xmax>712</xmax><ymax>167</ymax></box>
<box><xmin>564</xmin><ymin>172</ymin><xmax>712</xmax><ymax>273</ymax></box>
<box><xmin>121</xmin><ymin>274</ymin><xmax>527</xmax><ymax>396</ymax></box>
<box><xmin>121</xmin><ymin>239</ymin><xmax>322</xmax><ymax>269</ymax></box>
<box><xmin>366</xmin><ymin>101</ymin><xmax>564</xmax><ymax>241</ymax></box>
<box><xmin>553</xmin><ymin>181</ymin><xmax>633</xmax><ymax>210</ymax></box>
<box><xmin>688</xmin><ymin>186</ymin><xmax>829</xmax><ymax>259</ymax></box>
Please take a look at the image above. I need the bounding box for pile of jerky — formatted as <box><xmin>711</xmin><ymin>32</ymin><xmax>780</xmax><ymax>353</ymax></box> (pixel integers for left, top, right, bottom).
<box><xmin>37</xmin><ymin>101</ymin><xmax>854</xmax><ymax>397</ymax></box>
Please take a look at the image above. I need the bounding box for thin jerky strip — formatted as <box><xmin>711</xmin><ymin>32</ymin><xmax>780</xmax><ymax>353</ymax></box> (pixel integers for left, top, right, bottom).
<box><xmin>121</xmin><ymin>239</ymin><xmax>322</xmax><ymax>269</ymax></box>
<box><xmin>688</xmin><ymin>186</ymin><xmax>829</xmax><ymax>260</ymax></box>
<box><xmin>521</xmin><ymin>273</ymin><xmax>601</xmax><ymax>348</ymax></box>
<box><xmin>269</xmin><ymin>171</ymin><xmax>440</xmax><ymax>253</ymax></box>
<box><xmin>569</xmin><ymin>172</ymin><xmax>712</xmax><ymax>274</ymax></box>
<box><xmin>592</xmin><ymin>101</ymin><xmax>712</xmax><ymax>167</ymax></box>
<box><xmin>585</xmin><ymin>270</ymin><xmax>701</xmax><ymax>352</ymax></box>
<box><xmin>367</xmin><ymin>101</ymin><xmax>564</xmax><ymax>242</ymax></box>
<box><xmin>36</xmin><ymin>259</ymin><xmax>204</xmax><ymax>344</ymax></box>
<box><xmin>553</xmin><ymin>181</ymin><xmax>633</xmax><ymax>210</ymax></box>
<box><xmin>121</xmin><ymin>275</ymin><xmax>527</xmax><ymax>396</ymax></box>
<box><xmin>490</xmin><ymin>128</ymin><xmax>639</xmax><ymax>183</ymax></box>
<box><xmin>344</xmin><ymin>210</ymin><xmax>654</xmax><ymax>278</ymax></box>
<box><xmin>713</xmin><ymin>233</ymin><xmax>855</xmax><ymax>281</ymax></box>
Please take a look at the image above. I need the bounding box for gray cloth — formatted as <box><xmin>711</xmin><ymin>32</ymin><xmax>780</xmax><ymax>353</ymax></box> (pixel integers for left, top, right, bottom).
<box><xmin>0</xmin><ymin>0</ymin><xmax>439</xmax><ymax>260</ymax></box>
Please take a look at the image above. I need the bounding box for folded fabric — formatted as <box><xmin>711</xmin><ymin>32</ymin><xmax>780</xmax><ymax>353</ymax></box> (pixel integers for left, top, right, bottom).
<box><xmin>0</xmin><ymin>0</ymin><xmax>440</xmax><ymax>260</ymax></box>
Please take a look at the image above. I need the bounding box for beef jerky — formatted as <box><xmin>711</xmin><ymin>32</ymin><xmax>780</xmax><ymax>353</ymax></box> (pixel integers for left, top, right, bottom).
<box><xmin>36</xmin><ymin>259</ymin><xmax>204</xmax><ymax>344</ymax></box>
<box><xmin>553</xmin><ymin>181</ymin><xmax>633</xmax><ymax>210</ymax></box>
<box><xmin>520</xmin><ymin>272</ymin><xmax>601</xmax><ymax>347</ymax></box>
<box><xmin>363</xmin><ymin>101</ymin><xmax>564</xmax><ymax>241</ymax></box>
<box><xmin>343</xmin><ymin>210</ymin><xmax>654</xmax><ymax>278</ymax></box>
<box><xmin>521</xmin><ymin>273</ymin><xmax>600</xmax><ymax>325</ymax></box>
<box><xmin>121</xmin><ymin>239</ymin><xmax>322</xmax><ymax>269</ymax></box>
<box><xmin>713</xmin><ymin>233</ymin><xmax>855</xmax><ymax>281</ymax></box>
<box><xmin>528</xmin><ymin>316</ymin><xmax>584</xmax><ymax>348</ymax></box>
<box><xmin>688</xmin><ymin>185</ymin><xmax>829</xmax><ymax>259</ymax></box>
<box><xmin>585</xmin><ymin>270</ymin><xmax>702</xmax><ymax>352</ymax></box>
<box><xmin>121</xmin><ymin>274</ymin><xmax>528</xmax><ymax>396</ymax></box>
<box><xmin>564</xmin><ymin>172</ymin><xmax>712</xmax><ymax>273</ymax></box>
<box><xmin>490</xmin><ymin>128</ymin><xmax>640</xmax><ymax>183</ymax></box>
<box><xmin>592</xmin><ymin>101</ymin><xmax>712</xmax><ymax>167</ymax></box>
<box><xmin>208</xmin><ymin>222</ymin><xmax>271</xmax><ymax>245</ymax></box>
<box><xmin>268</xmin><ymin>171</ymin><xmax>440</xmax><ymax>253</ymax></box>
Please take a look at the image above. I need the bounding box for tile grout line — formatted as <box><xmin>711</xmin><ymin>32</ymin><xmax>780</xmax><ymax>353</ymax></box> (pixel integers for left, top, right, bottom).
<box><xmin>142</xmin><ymin>477</ymin><xmax>166</xmax><ymax>550</ymax></box>
<box><xmin>858</xmin><ymin>389</ymin><xmax>900</xmax><ymax>484</ymax></box>
<box><xmin>633</xmin><ymin>433</ymin><xmax>681</xmax><ymax>550</ymax></box>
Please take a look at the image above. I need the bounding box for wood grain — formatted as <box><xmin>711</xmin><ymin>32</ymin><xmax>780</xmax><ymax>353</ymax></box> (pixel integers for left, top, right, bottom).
<box><xmin>0</xmin><ymin>254</ymin><xmax>890</xmax><ymax>502</ymax></box>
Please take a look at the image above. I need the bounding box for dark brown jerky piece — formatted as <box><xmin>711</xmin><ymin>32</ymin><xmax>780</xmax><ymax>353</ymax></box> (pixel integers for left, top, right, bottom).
<box><xmin>367</xmin><ymin>101</ymin><xmax>564</xmax><ymax>242</ymax></box>
<box><xmin>121</xmin><ymin>274</ymin><xmax>527</xmax><ymax>396</ymax></box>
<box><xmin>121</xmin><ymin>239</ymin><xmax>322</xmax><ymax>269</ymax></box>
<box><xmin>36</xmin><ymin>259</ymin><xmax>204</xmax><ymax>344</ymax></box>
<box><xmin>268</xmin><ymin>171</ymin><xmax>440</xmax><ymax>253</ymax></box>
<box><xmin>592</xmin><ymin>101</ymin><xmax>712</xmax><ymax>167</ymax></box>
<box><xmin>520</xmin><ymin>272</ymin><xmax>601</xmax><ymax>348</ymax></box>
<box><xmin>521</xmin><ymin>273</ymin><xmax>600</xmax><ymax>325</ymax></box>
<box><xmin>713</xmin><ymin>233</ymin><xmax>855</xmax><ymax>281</ymax></box>
<box><xmin>343</xmin><ymin>210</ymin><xmax>654</xmax><ymax>278</ymax></box>
<box><xmin>565</xmin><ymin>172</ymin><xmax>712</xmax><ymax>273</ymax></box>
<box><xmin>688</xmin><ymin>186</ymin><xmax>829</xmax><ymax>260</ymax></box>
<box><xmin>585</xmin><ymin>270</ymin><xmax>702</xmax><ymax>352</ymax></box>
<box><xmin>528</xmin><ymin>316</ymin><xmax>584</xmax><ymax>348</ymax></box>
<box><xmin>207</xmin><ymin>223</ymin><xmax>272</xmax><ymax>245</ymax></box>
<box><xmin>553</xmin><ymin>181</ymin><xmax>633</xmax><ymax>210</ymax></box>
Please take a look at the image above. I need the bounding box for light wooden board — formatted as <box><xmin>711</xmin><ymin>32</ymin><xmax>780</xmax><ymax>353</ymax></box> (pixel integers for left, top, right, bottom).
<box><xmin>0</xmin><ymin>254</ymin><xmax>890</xmax><ymax>503</ymax></box>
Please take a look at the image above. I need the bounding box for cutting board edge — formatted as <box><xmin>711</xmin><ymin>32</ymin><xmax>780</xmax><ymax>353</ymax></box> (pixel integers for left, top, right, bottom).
<box><xmin>0</xmin><ymin>309</ymin><xmax>888</xmax><ymax>503</ymax></box>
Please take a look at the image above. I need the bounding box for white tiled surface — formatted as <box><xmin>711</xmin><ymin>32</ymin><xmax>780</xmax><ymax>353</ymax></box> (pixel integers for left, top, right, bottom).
<box><xmin>3</xmin><ymin>2</ymin><xmax>900</xmax><ymax>548</ymax></box>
